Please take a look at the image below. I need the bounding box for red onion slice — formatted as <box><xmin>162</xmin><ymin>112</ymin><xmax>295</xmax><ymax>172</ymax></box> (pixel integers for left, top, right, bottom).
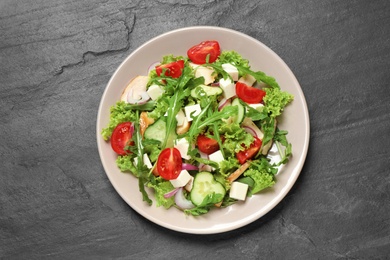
<box><xmin>182</xmin><ymin>163</ymin><xmax>198</xmax><ymax>171</ymax></box>
<box><xmin>163</xmin><ymin>187</ymin><xmax>179</xmax><ymax>199</ymax></box>
<box><xmin>218</xmin><ymin>97</ymin><xmax>231</xmax><ymax>111</ymax></box>
<box><xmin>174</xmin><ymin>187</ymin><xmax>195</xmax><ymax>209</ymax></box>
<box><xmin>129</xmin><ymin>123</ymin><xmax>135</xmax><ymax>136</ymax></box>
<box><xmin>147</xmin><ymin>61</ymin><xmax>160</xmax><ymax>74</ymax></box>
<box><xmin>243</xmin><ymin>126</ymin><xmax>258</xmax><ymax>138</ymax></box>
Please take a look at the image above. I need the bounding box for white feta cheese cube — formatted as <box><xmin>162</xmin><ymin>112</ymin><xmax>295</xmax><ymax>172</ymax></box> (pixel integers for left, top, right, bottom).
<box><xmin>184</xmin><ymin>104</ymin><xmax>201</xmax><ymax>121</ymax></box>
<box><xmin>170</xmin><ymin>170</ymin><xmax>192</xmax><ymax>188</ymax></box>
<box><xmin>229</xmin><ymin>182</ymin><xmax>249</xmax><ymax>201</ymax></box>
<box><xmin>238</xmin><ymin>74</ymin><xmax>256</xmax><ymax>86</ymax></box>
<box><xmin>174</xmin><ymin>138</ymin><xmax>191</xmax><ymax>160</ymax></box>
<box><xmin>222</xmin><ymin>63</ymin><xmax>239</xmax><ymax>81</ymax></box>
<box><xmin>208</xmin><ymin>150</ymin><xmax>224</xmax><ymax>164</ymax></box>
<box><xmin>133</xmin><ymin>153</ymin><xmax>153</xmax><ymax>169</ymax></box>
<box><xmin>248</xmin><ymin>103</ymin><xmax>264</xmax><ymax>111</ymax></box>
<box><xmin>184</xmin><ymin>175</ymin><xmax>194</xmax><ymax>192</ymax></box>
<box><xmin>190</xmin><ymin>63</ymin><xmax>216</xmax><ymax>85</ymax></box>
<box><xmin>219</xmin><ymin>78</ymin><xmax>236</xmax><ymax>99</ymax></box>
<box><xmin>146</xmin><ymin>84</ymin><xmax>164</xmax><ymax>100</ymax></box>
<box><xmin>176</xmin><ymin>109</ymin><xmax>186</xmax><ymax>126</ymax></box>
<box><xmin>199</xmin><ymin>163</ymin><xmax>213</xmax><ymax>172</ymax></box>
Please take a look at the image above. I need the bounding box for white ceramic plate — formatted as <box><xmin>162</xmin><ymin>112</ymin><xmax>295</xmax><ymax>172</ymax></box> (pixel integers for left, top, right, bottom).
<box><xmin>96</xmin><ymin>26</ymin><xmax>310</xmax><ymax>234</ymax></box>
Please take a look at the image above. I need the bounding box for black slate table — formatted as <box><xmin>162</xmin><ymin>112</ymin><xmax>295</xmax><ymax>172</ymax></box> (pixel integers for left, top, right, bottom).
<box><xmin>1</xmin><ymin>1</ymin><xmax>389</xmax><ymax>259</ymax></box>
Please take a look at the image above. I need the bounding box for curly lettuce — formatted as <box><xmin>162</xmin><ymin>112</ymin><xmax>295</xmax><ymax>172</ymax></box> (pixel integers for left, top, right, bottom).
<box><xmin>219</xmin><ymin>122</ymin><xmax>254</xmax><ymax>156</ymax></box>
<box><xmin>264</xmin><ymin>87</ymin><xmax>294</xmax><ymax>118</ymax></box>
<box><xmin>147</xmin><ymin>178</ymin><xmax>175</xmax><ymax>209</ymax></box>
<box><xmin>101</xmin><ymin>101</ymin><xmax>156</xmax><ymax>140</ymax></box>
<box><xmin>244</xmin><ymin>158</ymin><xmax>277</xmax><ymax>195</ymax></box>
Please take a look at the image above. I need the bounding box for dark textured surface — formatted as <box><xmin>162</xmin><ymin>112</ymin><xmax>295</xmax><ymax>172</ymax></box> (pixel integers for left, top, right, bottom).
<box><xmin>1</xmin><ymin>0</ymin><xmax>390</xmax><ymax>259</ymax></box>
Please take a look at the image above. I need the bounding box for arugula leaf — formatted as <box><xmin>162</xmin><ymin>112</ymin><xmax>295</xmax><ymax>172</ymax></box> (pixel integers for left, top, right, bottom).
<box><xmin>184</xmin><ymin>206</ymin><xmax>211</xmax><ymax>216</ymax></box>
<box><xmin>147</xmin><ymin>96</ymin><xmax>169</xmax><ymax>120</ymax></box>
<box><xmin>133</xmin><ymin>111</ymin><xmax>152</xmax><ymax>205</ymax></box>
<box><xmin>274</xmin><ymin>128</ymin><xmax>292</xmax><ymax>164</ymax></box>
<box><xmin>236</xmin><ymin>65</ymin><xmax>280</xmax><ymax>89</ymax></box>
<box><xmin>260</xmin><ymin>116</ymin><xmax>275</xmax><ymax>148</ymax></box>
<box><xmin>245</xmin><ymin>104</ymin><xmax>268</xmax><ymax>121</ymax></box>
<box><xmin>187</xmin><ymin>105</ymin><xmax>238</xmax><ymax>141</ymax></box>
<box><xmin>142</xmin><ymin>139</ymin><xmax>162</xmax><ymax>163</ymax></box>
<box><xmin>161</xmin><ymin>66</ymin><xmax>193</xmax><ymax>148</ymax></box>
<box><xmin>192</xmin><ymin>156</ymin><xmax>219</xmax><ymax>170</ymax></box>
<box><xmin>219</xmin><ymin>156</ymin><xmax>240</xmax><ymax>177</ymax></box>
<box><xmin>198</xmin><ymin>192</ymin><xmax>224</xmax><ymax>207</ymax></box>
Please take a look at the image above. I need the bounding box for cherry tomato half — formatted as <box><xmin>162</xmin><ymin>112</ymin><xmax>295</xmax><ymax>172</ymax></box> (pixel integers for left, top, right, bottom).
<box><xmin>187</xmin><ymin>40</ymin><xmax>221</xmax><ymax>64</ymax></box>
<box><xmin>111</xmin><ymin>122</ymin><xmax>134</xmax><ymax>155</ymax></box>
<box><xmin>156</xmin><ymin>60</ymin><xmax>185</xmax><ymax>78</ymax></box>
<box><xmin>156</xmin><ymin>148</ymin><xmax>182</xmax><ymax>180</ymax></box>
<box><xmin>236</xmin><ymin>82</ymin><xmax>266</xmax><ymax>104</ymax></box>
<box><xmin>236</xmin><ymin>137</ymin><xmax>262</xmax><ymax>164</ymax></box>
<box><xmin>197</xmin><ymin>134</ymin><xmax>220</xmax><ymax>155</ymax></box>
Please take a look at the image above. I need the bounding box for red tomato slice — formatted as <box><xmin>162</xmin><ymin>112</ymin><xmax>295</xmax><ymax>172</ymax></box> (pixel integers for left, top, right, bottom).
<box><xmin>111</xmin><ymin>122</ymin><xmax>134</xmax><ymax>155</ymax></box>
<box><xmin>236</xmin><ymin>137</ymin><xmax>262</xmax><ymax>164</ymax></box>
<box><xmin>197</xmin><ymin>134</ymin><xmax>220</xmax><ymax>155</ymax></box>
<box><xmin>156</xmin><ymin>60</ymin><xmax>185</xmax><ymax>78</ymax></box>
<box><xmin>187</xmin><ymin>40</ymin><xmax>221</xmax><ymax>64</ymax></box>
<box><xmin>157</xmin><ymin>148</ymin><xmax>182</xmax><ymax>180</ymax></box>
<box><xmin>236</xmin><ymin>82</ymin><xmax>266</xmax><ymax>104</ymax></box>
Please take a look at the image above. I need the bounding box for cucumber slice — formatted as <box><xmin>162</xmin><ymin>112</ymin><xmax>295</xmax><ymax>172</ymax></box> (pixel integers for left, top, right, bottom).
<box><xmin>231</xmin><ymin>98</ymin><xmax>245</xmax><ymax>124</ymax></box>
<box><xmin>190</xmin><ymin>171</ymin><xmax>226</xmax><ymax>206</ymax></box>
<box><xmin>191</xmin><ymin>85</ymin><xmax>223</xmax><ymax>99</ymax></box>
<box><xmin>143</xmin><ymin>118</ymin><xmax>166</xmax><ymax>144</ymax></box>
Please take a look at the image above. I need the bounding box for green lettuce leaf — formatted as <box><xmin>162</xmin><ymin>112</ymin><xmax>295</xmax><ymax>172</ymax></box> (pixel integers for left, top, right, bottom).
<box><xmin>101</xmin><ymin>101</ymin><xmax>137</xmax><ymax>140</ymax></box>
<box><xmin>263</xmin><ymin>87</ymin><xmax>294</xmax><ymax>118</ymax></box>
<box><xmin>146</xmin><ymin>178</ymin><xmax>175</xmax><ymax>209</ymax></box>
<box><xmin>217</xmin><ymin>50</ymin><xmax>250</xmax><ymax>70</ymax></box>
<box><xmin>116</xmin><ymin>155</ymin><xmax>137</xmax><ymax>174</ymax></box>
<box><xmin>219</xmin><ymin>122</ymin><xmax>254</xmax><ymax>156</ymax></box>
<box><xmin>244</xmin><ymin>158</ymin><xmax>278</xmax><ymax>195</ymax></box>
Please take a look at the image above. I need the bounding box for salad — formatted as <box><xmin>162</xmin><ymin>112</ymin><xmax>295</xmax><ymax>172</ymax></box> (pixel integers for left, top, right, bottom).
<box><xmin>101</xmin><ymin>40</ymin><xmax>294</xmax><ymax>216</ymax></box>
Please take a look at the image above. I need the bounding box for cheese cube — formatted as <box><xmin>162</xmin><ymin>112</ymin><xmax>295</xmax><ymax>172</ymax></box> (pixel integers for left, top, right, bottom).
<box><xmin>190</xmin><ymin>63</ymin><xmax>216</xmax><ymax>85</ymax></box>
<box><xmin>184</xmin><ymin>104</ymin><xmax>201</xmax><ymax>121</ymax></box>
<box><xmin>222</xmin><ymin>63</ymin><xmax>239</xmax><ymax>81</ymax></box>
<box><xmin>229</xmin><ymin>182</ymin><xmax>249</xmax><ymax>201</ymax></box>
<box><xmin>164</xmin><ymin>109</ymin><xmax>190</xmax><ymax>126</ymax></box>
<box><xmin>184</xmin><ymin>175</ymin><xmax>194</xmax><ymax>192</ymax></box>
<box><xmin>170</xmin><ymin>170</ymin><xmax>192</xmax><ymax>188</ymax></box>
<box><xmin>248</xmin><ymin>103</ymin><xmax>264</xmax><ymax>111</ymax></box>
<box><xmin>199</xmin><ymin>163</ymin><xmax>213</xmax><ymax>172</ymax></box>
<box><xmin>208</xmin><ymin>150</ymin><xmax>224</xmax><ymax>164</ymax></box>
<box><xmin>238</xmin><ymin>74</ymin><xmax>256</xmax><ymax>86</ymax></box>
<box><xmin>133</xmin><ymin>153</ymin><xmax>153</xmax><ymax>169</ymax></box>
<box><xmin>219</xmin><ymin>78</ymin><xmax>236</xmax><ymax>99</ymax></box>
<box><xmin>147</xmin><ymin>84</ymin><xmax>164</xmax><ymax>100</ymax></box>
<box><xmin>174</xmin><ymin>138</ymin><xmax>191</xmax><ymax>160</ymax></box>
<box><xmin>176</xmin><ymin>109</ymin><xmax>186</xmax><ymax>126</ymax></box>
